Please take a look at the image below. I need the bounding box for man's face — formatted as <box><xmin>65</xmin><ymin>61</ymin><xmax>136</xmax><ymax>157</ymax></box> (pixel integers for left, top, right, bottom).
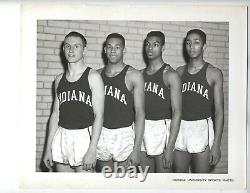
<box><xmin>105</xmin><ymin>37</ymin><xmax>125</xmax><ymax>64</ymax></box>
<box><xmin>63</xmin><ymin>36</ymin><xmax>85</xmax><ymax>63</ymax></box>
<box><xmin>185</xmin><ymin>33</ymin><xmax>205</xmax><ymax>59</ymax></box>
<box><xmin>145</xmin><ymin>36</ymin><xmax>164</xmax><ymax>60</ymax></box>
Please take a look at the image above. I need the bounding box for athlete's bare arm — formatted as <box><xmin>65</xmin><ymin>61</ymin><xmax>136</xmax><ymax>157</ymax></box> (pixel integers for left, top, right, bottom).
<box><xmin>176</xmin><ymin>65</ymin><xmax>185</xmax><ymax>77</ymax></box>
<box><xmin>97</xmin><ymin>67</ymin><xmax>104</xmax><ymax>74</ymax></box>
<box><xmin>139</xmin><ymin>68</ymin><xmax>146</xmax><ymax>73</ymax></box>
<box><xmin>126</xmin><ymin>67</ymin><xmax>145</xmax><ymax>166</ymax></box>
<box><xmin>43</xmin><ymin>74</ymin><xmax>62</xmax><ymax>169</ymax></box>
<box><xmin>163</xmin><ymin>68</ymin><xmax>182</xmax><ymax>168</ymax></box>
<box><xmin>207</xmin><ymin>65</ymin><xmax>224</xmax><ymax>165</ymax></box>
<box><xmin>82</xmin><ymin>69</ymin><xmax>104</xmax><ymax>170</ymax></box>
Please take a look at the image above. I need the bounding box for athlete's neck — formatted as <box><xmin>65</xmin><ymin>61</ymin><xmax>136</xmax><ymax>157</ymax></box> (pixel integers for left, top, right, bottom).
<box><xmin>147</xmin><ymin>58</ymin><xmax>164</xmax><ymax>71</ymax></box>
<box><xmin>106</xmin><ymin>61</ymin><xmax>126</xmax><ymax>72</ymax></box>
<box><xmin>188</xmin><ymin>58</ymin><xmax>205</xmax><ymax>70</ymax></box>
<box><xmin>67</xmin><ymin>59</ymin><xmax>87</xmax><ymax>76</ymax></box>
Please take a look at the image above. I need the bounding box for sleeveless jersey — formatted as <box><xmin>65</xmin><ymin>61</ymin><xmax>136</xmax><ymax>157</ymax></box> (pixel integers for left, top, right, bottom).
<box><xmin>181</xmin><ymin>62</ymin><xmax>213</xmax><ymax>121</ymax></box>
<box><xmin>101</xmin><ymin>65</ymin><xmax>134</xmax><ymax>129</ymax></box>
<box><xmin>57</xmin><ymin>67</ymin><xmax>94</xmax><ymax>129</ymax></box>
<box><xmin>143</xmin><ymin>63</ymin><xmax>171</xmax><ymax>120</ymax></box>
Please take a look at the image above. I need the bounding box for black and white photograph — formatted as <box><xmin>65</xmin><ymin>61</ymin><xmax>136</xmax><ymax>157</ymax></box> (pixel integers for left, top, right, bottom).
<box><xmin>17</xmin><ymin>2</ymin><xmax>247</xmax><ymax>191</ymax></box>
<box><xmin>36</xmin><ymin>20</ymin><xmax>229</xmax><ymax>175</ymax></box>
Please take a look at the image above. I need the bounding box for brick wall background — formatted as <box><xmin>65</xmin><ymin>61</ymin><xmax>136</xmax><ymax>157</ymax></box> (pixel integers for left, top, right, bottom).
<box><xmin>36</xmin><ymin>20</ymin><xmax>229</xmax><ymax>173</ymax></box>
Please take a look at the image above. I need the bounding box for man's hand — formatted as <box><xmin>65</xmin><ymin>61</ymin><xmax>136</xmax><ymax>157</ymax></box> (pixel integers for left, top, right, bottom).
<box><xmin>43</xmin><ymin>149</ymin><xmax>53</xmax><ymax>170</ymax></box>
<box><xmin>82</xmin><ymin>148</ymin><xmax>97</xmax><ymax>171</ymax></box>
<box><xmin>209</xmin><ymin>145</ymin><xmax>221</xmax><ymax>165</ymax></box>
<box><xmin>125</xmin><ymin>149</ymin><xmax>141</xmax><ymax>168</ymax></box>
<box><xmin>163</xmin><ymin>148</ymin><xmax>174</xmax><ymax>169</ymax></box>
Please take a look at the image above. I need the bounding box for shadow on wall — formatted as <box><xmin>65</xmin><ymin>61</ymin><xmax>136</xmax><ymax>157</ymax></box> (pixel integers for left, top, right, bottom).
<box><xmin>39</xmin><ymin>80</ymin><xmax>55</xmax><ymax>172</ymax></box>
<box><xmin>101</xmin><ymin>41</ymin><xmax>108</xmax><ymax>67</ymax></box>
<box><xmin>142</xmin><ymin>38</ymin><xmax>148</xmax><ymax>68</ymax></box>
<box><xmin>182</xmin><ymin>37</ymin><xmax>189</xmax><ymax>64</ymax></box>
<box><xmin>60</xmin><ymin>42</ymin><xmax>68</xmax><ymax>72</ymax></box>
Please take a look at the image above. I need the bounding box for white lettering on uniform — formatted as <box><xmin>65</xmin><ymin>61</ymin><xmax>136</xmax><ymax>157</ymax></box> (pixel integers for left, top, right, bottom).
<box><xmin>107</xmin><ymin>86</ymin><xmax>113</xmax><ymax>96</ymax></box>
<box><xmin>104</xmin><ymin>85</ymin><xmax>127</xmax><ymax>105</ymax></box>
<box><xmin>86</xmin><ymin>95</ymin><xmax>92</xmax><ymax>106</ymax></box>
<box><xmin>120</xmin><ymin>94</ymin><xmax>127</xmax><ymax>105</ymax></box>
<box><xmin>145</xmin><ymin>82</ymin><xmax>165</xmax><ymax>100</ymax></box>
<box><xmin>71</xmin><ymin>90</ymin><xmax>77</xmax><ymax>101</ymax></box>
<box><xmin>203</xmin><ymin>89</ymin><xmax>209</xmax><ymax>99</ymax></box>
<box><xmin>146</xmin><ymin>82</ymin><xmax>152</xmax><ymax>92</ymax></box>
<box><xmin>61</xmin><ymin>92</ymin><xmax>66</xmax><ymax>103</ymax></box>
<box><xmin>190</xmin><ymin>82</ymin><xmax>196</xmax><ymax>92</ymax></box>
<box><xmin>58</xmin><ymin>90</ymin><xmax>92</xmax><ymax>106</ymax></box>
<box><xmin>197</xmin><ymin>84</ymin><xmax>203</xmax><ymax>94</ymax></box>
<box><xmin>187</xmin><ymin>82</ymin><xmax>191</xmax><ymax>91</ymax></box>
<box><xmin>182</xmin><ymin>83</ymin><xmax>187</xmax><ymax>92</ymax></box>
<box><xmin>158</xmin><ymin>88</ymin><xmax>165</xmax><ymax>99</ymax></box>
<box><xmin>79</xmin><ymin>91</ymin><xmax>85</xmax><ymax>102</ymax></box>
<box><xmin>152</xmin><ymin>84</ymin><xmax>158</xmax><ymax>94</ymax></box>
<box><xmin>182</xmin><ymin>82</ymin><xmax>209</xmax><ymax>100</ymax></box>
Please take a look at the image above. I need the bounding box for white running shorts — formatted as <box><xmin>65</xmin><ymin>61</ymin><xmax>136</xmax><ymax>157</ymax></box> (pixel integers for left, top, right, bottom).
<box><xmin>96</xmin><ymin>125</ymin><xmax>135</xmax><ymax>162</ymax></box>
<box><xmin>141</xmin><ymin>119</ymin><xmax>171</xmax><ymax>156</ymax></box>
<box><xmin>175</xmin><ymin>117</ymin><xmax>214</xmax><ymax>153</ymax></box>
<box><xmin>51</xmin><ymin>126</ymin><xmax>91</xmax><ymax>167</ymax></box>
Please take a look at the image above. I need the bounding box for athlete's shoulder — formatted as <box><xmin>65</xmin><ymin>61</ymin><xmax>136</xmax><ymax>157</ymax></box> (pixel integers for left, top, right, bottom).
<box><xmin>126</xmin><ymin>65</ymin><xmax>144</xmax><ymax>82</ymax></box>
<box><xmin>97</xmin><ymin>67</ymin><xmax>104</xmax><ymax>74</ymax></box>
<box><xmin>207</xmin><ymin>63</ymin><xmax>223</xmax><ymax>81</ymax></box>
<box><xmin>55</xmin><ymin>73</ymin><xmax>63</xmax><ymax>84</ymax></box>
<box><xmin>139</xmin><ymin>67</ymin><xmax>146</xmax><ymax>73</ymax></box>
<box><xmin>89</xmin><ymin>68</ymin><xmax>102</xmax><ymax>79</ymax></box>
<box><xmin>176</xmin><ymin>65</ymin><xmax>186</xmax><ymax>76</ymax></box>
<box><xmin>127</xmin><ymin>65</ymin><xmax>141</xmax><ymax>75</ymax></box>
<box><xmin>88</xmin><ymin>68</ymin><xmax>104</xmax><ymax>88</ymax></box>
<box><xmin>163</xmin><ymin>64</ymin><xmax>176</xmax><ymax>74</ymax></box>
<box><xmin>163</xmin><ymin>65</ymin><xmax>181</xmax><ymax>84</ymax></box>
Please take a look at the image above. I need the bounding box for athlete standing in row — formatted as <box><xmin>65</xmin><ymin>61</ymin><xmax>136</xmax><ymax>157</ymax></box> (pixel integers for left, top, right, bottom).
<box><xmin>43</xmin><ymin>31</ymin><xmax>105</xmax><ymax>172</ymax></box>
<box><xmin>175</xmin><ymin>29</ymin><xmax>224</xmax><ymax>173</ymax></box>
<box><xmin>140</xmin><ymin>31</ymin><xmax>182</xmax><ymax>173</ymax></box>
<box><xmin>96</xmin><ymin>33</ymin><xmax>145</xmax><ymax>171</ymax></box>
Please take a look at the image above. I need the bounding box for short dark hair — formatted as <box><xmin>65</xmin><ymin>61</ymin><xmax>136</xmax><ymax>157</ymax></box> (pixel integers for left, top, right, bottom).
<box><xmin>186</xmin><ymin>29</ymin><xmax>206</xmax><ymax>44</ymax></box>
<box><xmin>64</xmin><ymin>31</ymin><xmax>87</xmax><ymax>47</ymax></box>
<box><xmin>106</xmin><ymin>33</ymin><xmax>125</xmax><ymax>47</ymax></box>
<box><xmin>146</xmin><ymin>31</ymin><xmax>165</xmax><ymax>45</ymax></box>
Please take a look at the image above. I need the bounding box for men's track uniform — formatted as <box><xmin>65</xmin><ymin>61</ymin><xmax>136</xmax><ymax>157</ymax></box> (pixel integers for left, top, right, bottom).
<box><xmin>175</xmin><ymin>63</ymin><xmax>214</xmax><ymax>153</ymax></box>
<box><xmin>97</xmin><ymin>65</ymin><xmax>135</xmax><ymax>162</ymax></box>
<box><xmin>142</xmin><ymin>63</ymin><xmax>171</xmax><ymax>156</ymax></box>
<box><xmin>52</xmin><ymin>67</ymin><xmax>94</xmax><ymax>166</ymax></box>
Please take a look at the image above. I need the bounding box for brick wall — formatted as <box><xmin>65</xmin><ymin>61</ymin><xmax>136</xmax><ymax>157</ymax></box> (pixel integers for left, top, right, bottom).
<box><xmin>36</xmin><ymin>20</ymin><xmax>229</xmax><ymax>173</ymax></box>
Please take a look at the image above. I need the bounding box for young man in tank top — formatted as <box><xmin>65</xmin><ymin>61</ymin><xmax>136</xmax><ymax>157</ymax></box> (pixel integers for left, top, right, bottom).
<box><xmin>43</xmin><ymin>31</ymin><xmax>105</xmax><ymax>172</ymax></box>
<box><xmin>96</xmin><ymin>33</ymin><xmax>145</xmax><ymax>172</ymax></box>
<box><xmin>140</xmin><ymin>31</ymin><xmax>182</xmax><ymax>173</ymax></box>
<box><xmin>175</xmin><ymin>29</ymin><xmax>224</xmax><ymax>173</ymax></box>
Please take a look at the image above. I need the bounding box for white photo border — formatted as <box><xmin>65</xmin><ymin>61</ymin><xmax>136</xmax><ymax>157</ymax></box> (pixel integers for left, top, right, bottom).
<box><xmin>20</xmin><ymin>2</ymin><xmax>247</xmax><ymax>190</ymax></box>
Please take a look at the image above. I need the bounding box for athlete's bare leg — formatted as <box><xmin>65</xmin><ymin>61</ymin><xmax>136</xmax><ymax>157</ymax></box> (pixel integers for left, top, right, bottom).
<box><xmin>75</xmin><ymin>166</ymin><xmax>94</xmax><ymax>173</ymax></box>
<box><xmin>96</xmin><ymin>159</ymin><xmax>114</xmax><ymax>173</ymax></box>
<box><xmin>117</xmin><ymin>160</ymin><xmax>130</xmax><ymax>173</ymax></box>
<box><xmin>191</xmin><ymin>146</ymin><xmax>211</xmax><ymax>173</ymax></box>
<box><xmin>174</xmin><ymin>150</ymin><xmax>191</xmax><ymax>173</ymax></box>
<box><xmin>155</xmin><ymin>154</ymin><xmax>172</xmax><ymax>173</ymax></box>
<box><xmin>139</xmin><ymin>151</ymin><xmax>155</xmax><ymax>173</ymax></box>
<box><xmin>55</xmin><ymin>163</ymin><xmax>74</xmax><ymax>172</ymax></box>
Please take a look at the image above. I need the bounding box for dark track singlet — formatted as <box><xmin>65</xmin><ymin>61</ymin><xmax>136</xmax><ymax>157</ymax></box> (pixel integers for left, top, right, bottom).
<box><xmin>143</xmin><ymin>63</ymin><xmax>171</xmax><ymax>120</ymax></box>
<box><xmin>101</xmin><ymin>65</ymin><xmax>134</xmax><ymax>129</ymax></box>
<box><xmin>181</xmin><ymin>62</ymin><xmax>213</xmax><ymax>121</ymax></box>
<box><xmin>57</xmin><ymin>67</ymin><xmax>94</xmax><ymax>129</ymax></box>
